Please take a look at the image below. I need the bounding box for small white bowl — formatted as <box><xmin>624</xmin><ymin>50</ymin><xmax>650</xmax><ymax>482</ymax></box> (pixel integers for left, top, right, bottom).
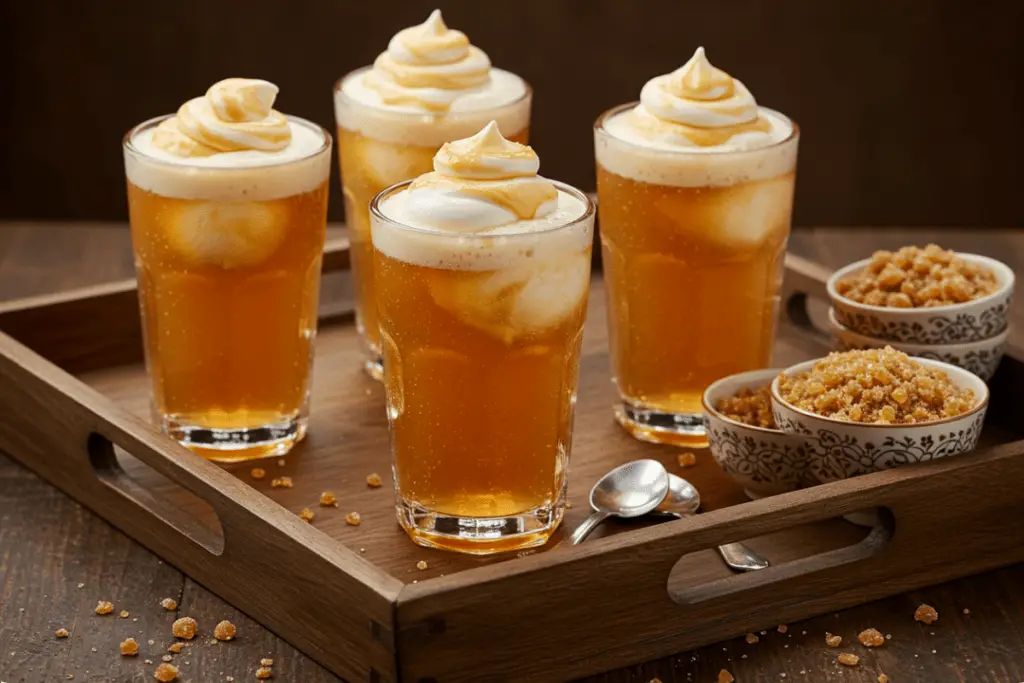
<box><xmin>827</xmin><ymin>253</ymin><xmax>1014</xmax><ymax>343</ymax></box>
<box><xmin>827</xmin><ymin>308</ymin><xmax>1009</xmax><ymax>381</ymax></box>
<box><xmin>703</xmin><ymin>369</ymin><xmax>809</xmax><ymax>499</ymax></box>
<box><xmin>770</xmin><ymin>357</ymin><xmax>989</xmax><ymax>489</ymax></box>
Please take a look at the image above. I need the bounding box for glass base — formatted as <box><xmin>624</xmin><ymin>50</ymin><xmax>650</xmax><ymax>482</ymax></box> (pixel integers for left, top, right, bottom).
<box><xmin>163</xmin><ymin>415</ymin><xmax>307</xmax><ymax>463</ymax></box>
<box><xmin>397</xmin><ymin>497</ymin><xmax>564</xmax><ymax>555</ymax></box>
<box><xmin>615</xmin><ymin>402</ymin><xmax>709</xmax><ymax>448</ymax></box>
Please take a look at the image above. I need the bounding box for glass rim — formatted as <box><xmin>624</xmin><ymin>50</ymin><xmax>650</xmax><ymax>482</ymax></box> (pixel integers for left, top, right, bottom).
<box><xmin>369</xmin><ymin>179</ymin><xmax>595</xmax><ymax>240</ymax></box>
<box><xmin>594</xmin><ymin>102</ymin><xmax>800</xmax><ymax>156</ymax></box>
<box><xmin>333</xmin><ymin>65</ymin><xmax>533</xmax><ymax>118</ymax></box>
<box><xmin>122</xmin><ymin>113</ymin><xmax>333</xmax><ymax>170</ymax></box>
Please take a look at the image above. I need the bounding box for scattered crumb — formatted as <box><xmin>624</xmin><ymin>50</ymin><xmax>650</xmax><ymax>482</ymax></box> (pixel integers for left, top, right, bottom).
<box><xmin>886</xmin><ymin>633</ymin><xmax>892</xmax><ymax>640</ymax></box>
<box><xmin>250</xmin><ymin>468</ymin><xmax>266</xmax><ymax>480</ymax></box>
<box><xmin>718</xmin><ymin>670</ymin><xmax>734</xmax><ymax>683</ymax></box>
<box><xmin>95</xmin><ymin>600</ymin><xmax>114</xmax><ymax>615</ymax></box>
<box><xmin>148</xmin><ymin>640</ymin><xmax>155</xmax><ymax>646</ymax></box>
<box><xmin>162</xmin><ymin>655</ymin><xmax>173</xmax><ymax>663</ymax></box>
<box><xmin>145</xmin><ymin>659</ymin><xmax>153</xmax><ymax>664</ymax></box>
<box><xmin>858</xmin><ymin>628</ymin><xmax>885</xmax><ymax>647</ymax></box>
<box><xmin>299</xmin><ymin>508</ymin><xmax>315</xmax><ymax>523</ymax></box>
<box><xmin>271</xmin><ymin>477</ymin><xmax>293</xmax><ymax>489</ymax></box>
<box><xmin>838</xmin><ymin>653</ymin><xmax>860</xmax><ymax>667</ymax></box>
<box><xmin>778</xmin><ymin>624</ymin><xmax>788</xmax><ymax>633</ymax></box>
<box><xmin>277</xmin><ymin>459</ymin><xmax>286</xmax><ymax>467</ymax></box>
<box><xmin>67</xmin><ymin>674</ymin><xmax>74</xmax><ymax>679</ymax></box>
<box><xmin>209</xmin><ymin>639</ymin><xmax>218</xmax><ymax>645</ymax></box>
<box><xmin>366</xmin><ymin>473</ymin><xmax>383</xmax><ymax>488</ymax></box>
<box><xmin>745</xmin><ymin>633</ymin><xmax>759</xmax><ymax>644</ymax></box>
<box><xmin>359</xmin><ymin>548</ymin><xmax>366</xmax><ymax>553</ymax></box>
<box><xmin>55</xmin><ymin>628</ymin><xmax>70</xmax><ymax>638</ymax></box>
<box><xmin>260</xmin><ymin>658</ymin><xmax>274</xmax><ymax>666</ymax></box>
<box><xmin>319</xmin><ymin>491</ymin><xmax>338</xmax><ymax>507</ymax></box>
<box><xmin>416</xmin><ymin>560</ymin><xmax>428</xmax><ymax>571</ymax></box>
<box><xmin>255</xmin><ymin>666</ymin><xmax>273</xmax><ymax>679</ymax></box>
<box><xmin>566</xmin><ymin>501</ymin><xmax>573</xmax><ymax>509</ymax></box>
<box><xmin>962</xmin><ymin>608</ymin><xmax>970</xmax><ymax>615</ymax></box>
<box><xmin>914</xmin><ymin>604</ymin><xmax>939</xmax><ymax>624</ymax></box>
<box><xmin>678</xmin><ymin>452</ymin><xmax>697</xmax><ymax>468</ymax></box>
<box><xmin>160</xmin><ymin>598</ymin><xmax>177</xmax><ymax>611</ymax></box>
<box><xmin>77</xmin><ymin>583</ymin><xmax>84</xmax><ymax>589</ymax></box>
<box><xmin>91</xmin><ymin>647</ymin><xmax>97</xmax><ymax>652</ymax></box>
<box><xmin>154</xmin><ymin>662</ymin><xmax>178</xmax><ymax>681</ymax></box>
<box><xmin>167</xmin><ymin>643</ymin><xmax>184</xmax><ymax>654</ymax></box>
<box><xmin>345</xmin><ymin>511</ymin><xmax>362</xmax><ymax>526</ymax></box>
<box><xmin>878</xmin><ymin>675</ymin><xmax>889</xmax><ymax>683</ymax></box>
<box><xmin>825</xmin><ymin>633</ymin><xmax>842</xmax><ymax>647</ymax></box>
<box><xmin>119</xmin><ymin>610</ymin><xmax>130</xmax><ymax>619</ymax></box>
<box><xmin>172</xmin><ymin>617</ymin><xmax>197</xmax><ymax>640</ymax></box>
<box><xmin>214</xmin><ymin>620</ymin><xmax>236</xmax><ymax>641</ymax></box>
<box><xmin>227</xmin><ymin>678</ymin><xmax>234</xmax><ymax>682</ymax></box>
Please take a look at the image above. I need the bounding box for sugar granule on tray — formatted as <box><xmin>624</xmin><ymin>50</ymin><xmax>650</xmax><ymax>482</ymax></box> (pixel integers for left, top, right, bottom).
<box><xmin>416</xmin><ymin>560</ymin><xmax>428</xmax><ymax>571</ymax></box>
<box><xmin>299</xmin><ymin>508</ymin><xmax>315</xmax><ymax>523</ymax></box>
<box><xmin>255</xmin><ymin>666</ymin><xmax>273</xmax><ymax>679</ymax></box>
<box><xmin>271</xmin><ymin>476</ymin><xmax>293</xmax><ymax>489</ymax></box>
<box><xmin>745</xmin><ymin>632</ymin><xmax>759</xmax><ymax>644</ymax></box>
<box><xmin>167</xmin><ymin>642</ymin><xmax>184</xmax><ymax>654</ymax></box>
<box><xmin>837</xmin><ymin>653</ymin><xmax>859</xmax><ymax>666</ymax></box>
<box><xmin>858</xmin><ymin>628</ymin><xmax>885</xmax><ymax>647</ymax></box>
<box><xmin>160</xmin><ymin>597</ymin><xmax>178</xmax><ymax>611</ymax></box>
<box><xmin>777</xmin><ymin>624</ymin><xmax>788</xmax><ymax>633</ymax></box>
<box><xmin>214</xmin><ymin>620</ymin><xmax>236</xmax><ymax>641</ymax></box>
<box><xmin>172</xmin><ymin>616</ymin><xmax>197</xmax><ymax>640</ymax></box>
<box><xmin>119</xmin><ymin>610</ymin><xmax>130</xmax><ymax>619</ymax></box>
<box><xmin>260</xmin><ymin>658</ymin><xmax>274</xmax><ymax>666</ymax></box>
<box><xmin>250</xmin><ymin>468</ymin><xmax>266</xmax><ymax>480</ymax></box>
<box><xmin>718</xmin><ymin>670</ymin><xmax>734</xmax><ymax>683</ymax></box>
<box><xmin>346</xmin><ymin>511</ymin><xmax>362</xmax><ymax>526</ymax></box>
<box><xmin>154</xmin><ymin>662</ymin><xmax>178</xmax><ymax>681</ymax></box>
<box><xmin>319</xmin><ymin>491</ymin><xmax>338</xmax><ymax>507</ymax></box>
<box><xmin>825</xmin><ymin>632</ymin><xmax>842</xmax><ymax>647</ymax></box>
<box><xmin>120</xmin><ymin>638</ymin><xmax>140</xmax><ymax>656</ymax></box>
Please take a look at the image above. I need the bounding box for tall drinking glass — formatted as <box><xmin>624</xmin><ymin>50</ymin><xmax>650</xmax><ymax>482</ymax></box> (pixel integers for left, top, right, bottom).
<box><xmin>371</xmin><ymin>181</ymin><xmax>595</xmax><ymax>554</ymax></box>
<box><xmin>124</xmin><ymin>115</ymin><xmax>331</xmax><ymax>462</ymax></box>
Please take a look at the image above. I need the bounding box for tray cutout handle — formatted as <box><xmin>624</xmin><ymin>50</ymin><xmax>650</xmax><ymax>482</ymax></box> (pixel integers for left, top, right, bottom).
<box><xmin>669</xmin><ymin>508</ymin><xmax>894</xmax><ymax>605</ymax></box>
<box><xmin>783</xmin><ymin>254</ymin><xmax>834</xmax><ymax>343</ymax></box>
<box><xmin>87</xmin><ymin>432</ymin><xmax>225</xmax><ymax>556</ymax></box>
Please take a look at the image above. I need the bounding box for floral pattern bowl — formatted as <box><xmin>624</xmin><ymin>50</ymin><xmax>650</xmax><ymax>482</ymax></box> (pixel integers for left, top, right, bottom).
<box><xmin>827</xmin><ymin>253</ymin><xmax>1013</xmax><ymax>343</ymax></box>
<box><xmin>827</xmin><ymin>308</ymin><xmax>1008</xmax><ymax>381</ymax></box>
<box><xmin>770</xmin><ymin>357</ymin><xmax>989</xmax><ymax>491</ymax></box>
<box><xmin>703</xmin><ymin>369</ymin><xmax>809</xmax><ymax>499</ymax></box>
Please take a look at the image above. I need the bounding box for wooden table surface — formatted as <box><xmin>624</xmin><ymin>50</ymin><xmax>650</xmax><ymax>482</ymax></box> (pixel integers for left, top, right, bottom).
<box><xmin>1</xmin><ymin>223</ymin><xmax>1022</xmax><ymax>683</ymax></box>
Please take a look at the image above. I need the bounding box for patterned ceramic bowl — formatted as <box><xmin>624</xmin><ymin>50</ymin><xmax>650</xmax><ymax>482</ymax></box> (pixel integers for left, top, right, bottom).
<box><xmin>703</xmin><ymin>369</ymin><xmax>809</xmax><ymax>499</ymax></box>
<box><xmin>827</xmin><ymin>253</ymin><xmax>1014</xmax><ymax>343</ymax></box>
<box><xmin>827</xmin><ymin>308</ymin><xmax>1008</xmax><ymax>381</ymax></box>
<box><xmin>770</xmin><ymin>357</ymin><xmax>989</xmax><ymax>489</ymax></box>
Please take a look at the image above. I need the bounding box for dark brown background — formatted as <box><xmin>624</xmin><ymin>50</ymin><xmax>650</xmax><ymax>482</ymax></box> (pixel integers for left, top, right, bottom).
<box><xmin>3</xmin><ymin>1</ymin><xmax>1023</xmax><ymax>226</ymax></box>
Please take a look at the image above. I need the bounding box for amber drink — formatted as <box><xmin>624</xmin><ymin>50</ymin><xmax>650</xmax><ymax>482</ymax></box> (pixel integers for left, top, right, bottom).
<box><xmin>124</xmin><ymin>79</ymin><xmax>331</xmax><ymax>461</ymax></box>
<box><xmin>595</xmin><ymin>48</ymin><xmax>799</xmax><ymax>447</ymax></box>
<box><xmin>372</xmin><ymin>123</ymin><xmax>594</xmax><ymax>553</ymax></box>
<box><xmin>334</xmin><ymin>10</ymin><xmax>531</xmax><ymax>379</ymax></box>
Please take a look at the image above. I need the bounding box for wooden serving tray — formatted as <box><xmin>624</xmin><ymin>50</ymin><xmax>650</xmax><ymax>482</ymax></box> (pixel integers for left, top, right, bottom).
<box><xmin>2</xmin><ymin>239</ymin><xmax>1023</xmax><ymax>683</ymax></box>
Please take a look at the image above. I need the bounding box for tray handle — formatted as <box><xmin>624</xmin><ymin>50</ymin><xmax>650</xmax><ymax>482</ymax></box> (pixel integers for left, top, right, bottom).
<box><xmin>782</xmin><ymin>252</ymin><xmax>833</xmax><ymax>343</ymax></box>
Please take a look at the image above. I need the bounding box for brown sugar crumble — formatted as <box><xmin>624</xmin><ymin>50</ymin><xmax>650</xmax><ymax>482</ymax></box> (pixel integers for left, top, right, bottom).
<box><xmin>172</xmin><ymin>616</ymin><xmax>198</xmax><ymax>640</ymax></box>
<box><xmin>716</xmin><ymin>384</ymin><xmax>777</xmax><ymax>428</ymax></box>
<box><xmin>260</xmin><ymin>658</ymin><xmax>274</xmax><ymax>667</ymax></box>
<box><xmin>154</xmin><ymin>662</ymin><xmax>178</xmax><ymax>681</ymax></box>
<box><xmin>160</xmin><ymin>598</ymin><xmax>177</xmax><ymax>611</ymax></box>
<box><xmin>55</xmin><ymin>628</ymin><xmax>70</xmax><ymax>638</ymax></box>
<box><xmin>778</xmin><ymin>347</ymin><xmax>975</xmax><ymax>424</ymax></box>
<box><xmin>835</xmin><ymin>244</ymin><xmax>999</xmax><ymax>308</ymax></box>
<box><xmin>837</xmin><ymin>653</ymin><xmax>860</xmax><ymax>667</ymax></box>
<box><xmin>161</xmin><ymin>654</ymin><xmax>173</xmax><ymax>663</ymax></box>
<box><xmin>319</xmin><ymin>491</ymin><xmax>338</xmax><ymax>507</ymax></box>
<box><xmin>744</xmin><ymin>632</ymin><xmax>759</xmax><ymax>644</ymax></box>
<box><xmin>858</xmin><ymin>627</ymin><xmax>885</xmax><ymax>647</ymax></box>
<box><xmin>878</xmin><ymin>674</ymin><xmax>889</xmax><ymax>683</ymax></box>
<box><xmin>366</xmin><ymin>473</ymin><xmax>384</xmax><ymax>488</ymax></box>
<box><xmin>825</xmin><ymin>632</ymin><xmax>842</xmax><ymax>647</ymax></box>
<box><xmin>718</xmin><ymin>670</ymin><xmax>735</xmax><ymax>683</ymax></box>
<box><xmin>250</xmin><ymin>468</ymin><xmax>266</xmax><ymax>480</ymax></box>
<box><xmin>120</xmin><ymin>637</ymin><xmax>140</xmax><ymax>656</ymax></box>
<box><xmin>914</xmin><ymin>603</ymin><xmax>939</xmax><ymax>624</ymax></box>
<box><xmin>299</xmin><ymin>508</ymin><xmax>315</xmax><ymax>523</ymax></box>
<box><xmin>271</xmin><ymin>476</ymin><xmax>293</xmax><ymax>489</ymax></box>
<box><xmin>95</xmin><ymin>600</ymin><xmax>114</xmax><ymax>615</ymax></box>
<box><xmin>345</xmin><ymin>511</ymin><xmax>362</xmax><ymax>526</ymax></box>
<box><xmin>777</xmin><ymin>624</ymin><xmax>788</xmax><ymax>633</ymax></box>
<box><xmin>119</xmin><ymin>610</ymin><xmax>130</xmax><ymax>619</ymax></box>
<box><xmin>167</xmin><ymin>642</ymin><xmax>184</xmax><ymax>654</ymax></box>
<box><xmin>678</xmin><ymin>452</ymin><xmax>697</xmax><ymax>468</ymax></box>
<box><xmin>214</xmin><ymin>620</ymin><xmax>237</xmax><ymax>641</ymax></box>
<box><xmin>255</xmin><ymin>666</ymin><xmax>273</xmax><ymax>679</ymax></box>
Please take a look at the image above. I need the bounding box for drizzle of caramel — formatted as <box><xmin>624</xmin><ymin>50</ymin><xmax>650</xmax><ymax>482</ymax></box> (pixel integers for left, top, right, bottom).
<box><xmin>411</xmin><ymin>174</ymin><xmax>556</xmax><ymax>219</ymax></box>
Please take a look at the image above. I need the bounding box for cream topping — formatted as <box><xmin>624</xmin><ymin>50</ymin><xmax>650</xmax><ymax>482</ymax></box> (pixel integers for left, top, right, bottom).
<box><xmin>151</xmin><ymin>78</ymin><xmax>293</xmax><ymax>157</ymax></box>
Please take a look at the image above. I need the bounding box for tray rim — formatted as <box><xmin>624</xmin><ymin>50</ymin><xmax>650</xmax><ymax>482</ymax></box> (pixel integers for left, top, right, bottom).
<box><xmin>2</xmin><ymin>240</ymin><xmax>1023</xmax><ymax>683</ymax></box>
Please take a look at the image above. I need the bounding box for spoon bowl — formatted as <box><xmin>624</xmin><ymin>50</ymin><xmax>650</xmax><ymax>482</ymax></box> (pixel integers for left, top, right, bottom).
<box><xmin>569</xmin><ymin>459</ymin><xmax>669</xmax><ymax>545</ymax></box>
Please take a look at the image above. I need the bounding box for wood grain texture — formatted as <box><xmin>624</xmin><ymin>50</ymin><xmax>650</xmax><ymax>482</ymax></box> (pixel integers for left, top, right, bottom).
<box><xmin>2</xmin><ymin>224</ymin><xmax>1024</xmax><ymax>683</ymax></box>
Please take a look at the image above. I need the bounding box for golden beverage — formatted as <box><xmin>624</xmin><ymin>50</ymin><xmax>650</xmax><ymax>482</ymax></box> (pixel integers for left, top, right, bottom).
<box><xmin>595</xmin><ymin>100</ymin><xmax>799</xmax><ymax>447</ymax></box>
<box><xmin>124</xmin><ymin>110</ymin><xmax>331</xmax><ymax>462</ymax></box>
<box><xmin>333</xmin><ymin>9</ymin><xmax>532</xmax><ymax>379</ymax></box>
<box><xmin>372</xmin><ymin>180</ymin><xmax>594</xmax><ymax>554</ymax></box>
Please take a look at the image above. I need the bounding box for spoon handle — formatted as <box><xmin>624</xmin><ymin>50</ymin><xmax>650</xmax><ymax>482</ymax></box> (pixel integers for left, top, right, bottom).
<box><xmin>716</xmin><ymin>541</ymin><xmax>770</xmax><ymax>572</ymax></box>
<box><xmin>568</xmin><ymin>510</ymin><xmax>611</xmax><ymax>545</ymax></box>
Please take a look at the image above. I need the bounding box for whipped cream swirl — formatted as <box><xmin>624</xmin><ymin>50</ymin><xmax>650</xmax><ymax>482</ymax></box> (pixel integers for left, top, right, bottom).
<box><xmin>621</xmin><ymin>48</ymin><xmax>780</xmax><ymax>150</ymax></box>
<box><xmin>151</xmin><ymin>78</ymin><xmax>293</xmax><ymax>157</ymax></box>
<box><xmin>364</xmin><ymin>10</ymin><xmax>493</xmax><ymax>112</ymax></box>
<box><xmin>400</xmin><ymin>121</ymin><xmax>557</xmax><ymax>231</ymax></box>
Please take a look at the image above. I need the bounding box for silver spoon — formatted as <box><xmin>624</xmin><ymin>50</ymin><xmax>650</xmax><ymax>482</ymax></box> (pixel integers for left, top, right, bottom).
<box><xmin>568</xmin><ymin>459</ymin><xmax>669</xmax><ymax>545</ymax></box>
<box><xmin>654</xmin><ymin>473</ymin><xmax>770</xmax><ymax>572</ymax></box>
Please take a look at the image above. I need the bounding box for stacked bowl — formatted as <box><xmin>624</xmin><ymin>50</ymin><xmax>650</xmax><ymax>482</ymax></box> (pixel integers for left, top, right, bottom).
<box><xmin>826</xmin><ymin>251</ymin><xmax>1014</xmax><ymax>381</ymax></box>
